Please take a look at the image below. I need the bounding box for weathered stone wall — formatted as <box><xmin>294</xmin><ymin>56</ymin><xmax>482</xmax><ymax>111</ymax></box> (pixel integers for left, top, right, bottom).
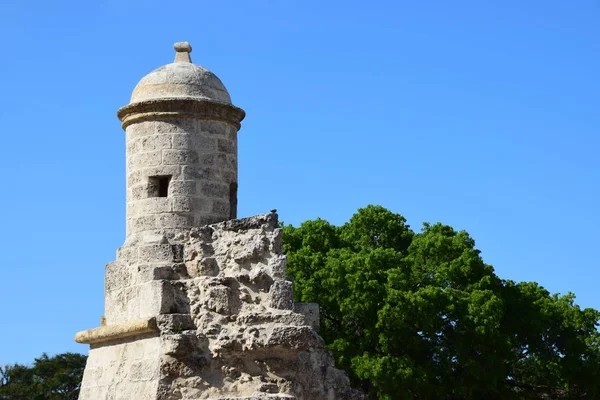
<box><xmin>125</xmin><ymin>118</ymin><xmax>238</xmax><ymax>242</ymax></box>
<box><xmin>80</xmin><ymin>213</ymin><xmax>364</xmax><ymax>399</ymax></box>
<box><xmin>104</xmin><ymin>240</ymin><xmax>189</xmax><ymax>324</ymax></box>
<box><xmin>79</xmin><ymin>334</ymin><xmax>161</xmax><ymax>399</ymax></box>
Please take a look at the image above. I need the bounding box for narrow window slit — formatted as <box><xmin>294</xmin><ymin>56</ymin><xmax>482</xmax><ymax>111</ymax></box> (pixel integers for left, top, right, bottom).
<box><xmin>229</xmin><ymin>182</ymin><xmax>238</xmax><ymax>219</ymax></box>
<box><xmin>149</xmin><ymin>175</ymin><xmax>171</xmax><ymax>198</ymax></box>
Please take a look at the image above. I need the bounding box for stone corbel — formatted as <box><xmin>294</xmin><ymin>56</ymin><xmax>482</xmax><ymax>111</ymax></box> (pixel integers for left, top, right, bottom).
<box><xmin>74</xmin><ymin>317</ymin><xmax>158</xmax><ymax>345</ymax></box>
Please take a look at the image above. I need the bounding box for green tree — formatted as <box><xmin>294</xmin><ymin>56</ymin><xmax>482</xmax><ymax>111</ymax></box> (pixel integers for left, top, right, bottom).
<box><xmin>0</xmin><ymin>352</ymin><xmax>87</xmax><ymax>400</ymax></box>
<box><xmin>283</xmin><ymin>205</ymin><xmax>600</xmax><ymax>399</ymax></box>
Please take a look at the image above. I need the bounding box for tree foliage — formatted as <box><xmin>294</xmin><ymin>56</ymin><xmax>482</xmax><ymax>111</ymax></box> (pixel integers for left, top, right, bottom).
<box><xmin>283</xmin><ymin>205</ymin><xmax>600</xmax><ymax>399</ymax></box>
<box><xmin>0</xmin><ymin>352</ymin><xmax>87</xmax><ymax>400</ymax></box>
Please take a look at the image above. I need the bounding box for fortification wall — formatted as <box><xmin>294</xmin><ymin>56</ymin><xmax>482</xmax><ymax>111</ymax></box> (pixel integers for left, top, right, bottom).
<box><xmin>78</xmin><ymin>213</ymin><xmax>363</xmax><ymax>399</ymax></box>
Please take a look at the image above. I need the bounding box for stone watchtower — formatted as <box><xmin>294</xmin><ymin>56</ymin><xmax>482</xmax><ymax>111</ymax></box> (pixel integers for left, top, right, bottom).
<box><xmin>118</xmin><ymin>42</ymin><xmax>244</xmax><ymax>243</ymax></box>
<box><xmin>76</xmin><ymin>43</ymin><xmax>363</xmax><ymax>400</ymax></box>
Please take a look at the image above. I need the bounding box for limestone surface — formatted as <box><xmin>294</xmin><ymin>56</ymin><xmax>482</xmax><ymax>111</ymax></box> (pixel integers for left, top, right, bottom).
<box><xmin>78</xmin><ymin>213</ymin><xmax>364</xmax><ymax>399</ymax></box>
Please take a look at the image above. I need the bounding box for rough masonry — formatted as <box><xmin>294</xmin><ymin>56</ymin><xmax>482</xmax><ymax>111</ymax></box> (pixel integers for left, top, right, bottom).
<box><xmin>75</xmin><ymin>42</ymin><xmax>364</xmax><ymax>400</ymax></box>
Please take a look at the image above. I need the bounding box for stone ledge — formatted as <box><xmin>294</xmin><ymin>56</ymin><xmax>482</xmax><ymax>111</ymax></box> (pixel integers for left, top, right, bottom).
<box><xmin>209</xmin><ymin>212</ymin><xmax>278</xmax><ymax>232</ymax></box>
<box><xmin>117</xmin><ymin>97</ymin><xmax>245</xmax><ymax>130</ymax></box>
<box><xmin>75</xmin><ymin>318</ymin><xmax>158</xmax><ymax>345</ymax></box>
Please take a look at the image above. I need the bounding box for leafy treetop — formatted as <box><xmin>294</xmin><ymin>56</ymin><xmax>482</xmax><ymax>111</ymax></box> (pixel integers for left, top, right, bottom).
<box><xmin>283</xmin><ymin>205</ymin><xmax>600</xmax><ymax>400</ymax></box>
<box><xmin>0</xmin><ymin>352</ymin><xmax>86</xmax><ymax>400</ymax></box>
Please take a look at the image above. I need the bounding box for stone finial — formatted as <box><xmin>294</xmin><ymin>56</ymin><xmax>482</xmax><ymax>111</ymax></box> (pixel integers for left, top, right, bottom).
<box><xmin>174</xmin><ymin>42</ymin><xmax>192</xmax><ymax>63</ymax></box>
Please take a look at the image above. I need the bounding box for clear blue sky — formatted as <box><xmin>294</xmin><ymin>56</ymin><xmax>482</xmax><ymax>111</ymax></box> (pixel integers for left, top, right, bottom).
<box><xmin>0</xmin><ymin>0</ymin><xmax>598</xmax><ymax>365</ymax></box>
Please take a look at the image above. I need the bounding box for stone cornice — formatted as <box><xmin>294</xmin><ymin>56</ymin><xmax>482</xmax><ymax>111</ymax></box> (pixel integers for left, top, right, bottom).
<box><xmin>117</xmin><ymin>97</ymin><xmax>246</xmax><ymax>130</ymax></box>
<box><xmin>74</xmin><ymin>317</ymin><xmax>158</xmax><ymax>345</ymax></box>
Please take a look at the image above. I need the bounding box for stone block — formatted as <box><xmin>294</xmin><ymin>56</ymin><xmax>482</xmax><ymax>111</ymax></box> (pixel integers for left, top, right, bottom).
<box><xmin>201</xmin><ymin>182</ymin><xmax>229</xmax><ymax>198</ymax></box>
<box><xmin>131</xmin><ymin>151</ymin><xmax>162</xmax><ymax>168</ymax></box>
<box><xmin>270</xmin><ymin>228</ymin><xmax>283</xmax><ymax>253</ymax></box>
<box><xmin>141</xmin><ymin>165</ymin><xmax>182</xmax><ymax>181</ymax></box>
<box><xmin>294</xmin><ymin>303</ymin><xmax>320</xmax><ymax>332</ymax></box>
<box><xmin>131</xmin><ymin>183</ymin><xmax>152</xmax><ymax>200</ymax></box>
<box><xmin>205</xmin><ymin>285</ymin><xmax>232</xmax><ymax>314</ymax></box>
<box><xmin>220</xmin><ymin>169</ymin><xmax>236</xmax><ymax>184</ymax></box>
<box><xmin>170</xmin><ymin>196</ymin><xmax>192</xmax><ymax>212</ymax></box>
<box><xmin>138</xmin><ymin>245</ymin><xmax>176</xmax><ymax>263</ymax></box>
<box><xmin>79</xmin><ymin>335</ymin><xmax>164</xmax><ymax>400</ymax></box>
<box><xmin>217</xmin><ymin>138</ymin><xmax>235</xmax><ymax>153</ymax></box>
<box><xmin>126</xmin><ymin>138</ymin><xmax>141</xmax><ymax>153</ymax></box>
<box><xmin>139</xmin><ymin>281</ymin><xmax>170</xmax><ymax>317</ymax></box>
<box><xmin>226</xmin><ymin>154</ymin><xmax>238</xmax><ymax>169</ymax></box>
<box><xmin>138</xmin><ymin>232</ymin><xmax>169</xmax><ymax>244</ymax></box>
<box><xmin>138</xmin><ymin>244</ymin><xmax>183</xmax><ymax>263</ymax></box>
<box><xmin>172</xmin><ymin>134</ymin><xmax>219</xmax><ymax>153</ymax></box>
<box><xmin>79</xmin><ymin>386</ymin><xmax>111</xmax><ymax>399</ymax></box>
<box><xmin>182</xmin><ymin>165</ymin><xmax>217</xmax><ymax>180</ymax></box>
<box><xmin>105</xmin><ymin>262</ymin><xmax>131</xmax><ymax>291</ymax></box>
<box><xmin>191</xmin><ymin>197</ymin><xmax>212</xmax><ymax>213</ymax></box>
<box><xmin>193</xmin><ymin>214</ymin><xmax>222</xmax><ymax>227</ymax></box>
<box><xmin>126</xmin><ymin>121</ymin><xmax>155</xmax><ymax>139</ymax></box>
<box><xmin>155</xmin><ymin>118</ymin><xmax>196</xmax><ymax>134</ymax></box>
<box><xmin>140</xmin><ymin>135</ymin><xmax>172</xmax><ymax>151</ymax></box>
<box><xmin>171</xmin><ymin>133</ymin><xmax>191</xmax><ymax>149</ymax></box>
<box><xmin>134</xmin><ymin>198</ymin><xmax>171</xmax><ymax>214</ymax></box>
<box><xmin>116</xmin><ymin>246</ymin><xmax>138</xmax><ymax>264</ymax></box>
<box><xmin>268</xmin><ymin>255</ymin><xmax>287</xmax><ymax>278</ymax></box>
<box><xmin>267</xmin><ymin>280</ymin><xmax>294</xmax><ymax>310</ymax></box>
<box><xmin>156</xmin><ymin>314</ymin><xmax>195</xmax><ymax>333</ymax></box>
<box><xmin>226</xmin><ymin>126</ymin><xmax>237</xmax><ymax>142</ymax></box>
<box><xmin>249</xmin><ymin>266</ymin><xmax>274</xmax><ymax>289</ymax></box>
<box><xmin>130</xmin><ymin>359</ymin><xmax>158</xmax><ymax>381</ymax></box>
<box><xmin>129</xmin><ymin>215</ymin><xmax>157</xmax><ymax>232</ymax></box>
<box><xmin>192</xmin><ymin>134</ymin><xmax>217</xmax><ymax>152</ymax></box>
<box><xmin>198</xmin><ymin>120</ymin><xmax>228</xmax><ymax>135</ymax></box>
<box><xmin>156</xmin><ymin>213</ymin><xmax>193</xmax><ymax>229</ymax></box>
<box><xmin>127</xmin><ymin>170</ymin><xmax>142</xmax><ymax>186</ymax></box>
<box><xmin>135</xmin><ymin>265</ymin><xmax>176</xmax><ymax>284</ymax></box>
<box><xmin>199</xmin><ymin>153</ymin><xmax>227</xmax><ymax>168</ymax></box>
<box><xmin>163</xmin><ymin>149</ymin><xmax>198</xmax><ymax>165</ymax></box>
<box><xmin>168</xmin><ymin>180</ymin><xmax>196</xmax><ymax>195</ymax></box>
<box><xmin>79</xmin><ymin>366</ymin><xmax>103</xmax><ymax>389</ymax></box>
<box><xmin>139</xmin><ymin>281</ymin><xmax>189</xmax><ymax>316</ymax></box>
<box><xmin>162</xmin><ymin>149</ymin><xmax>199</xmax><ymax>165</ymax></box>
<box><xmin>161</xmin><ymin>332</ymin><xmax>201</xmax><ymax>356</ymax></box>
<box><xmin>211</xmin><ymin>199</ymin><xmax>230</xmax><ymax>215</ymax></box>
<box><xmin>125</xmin><ymin>286</ymin><xmax>141</xmax><ymax>320</ymax></box>
<box><xmin>114</xmin><ymin>380</ymin><xmax>158</xmax><ymax>399</ymax></box>
<box><xmin>266</xmin><ymin>326</ymin><xmax>316</xmax><ymax>350</ymax></box>
<box><xmin>186</xmin><ymin>256</ymin><xmax>219</xmax><ymax>277</ymax></box>
<box><xmin>104</xmin><ymin>287</ymin><xmax>132</xmax><ymax>324</ymax></box>
<box><xmin>123</xmin><ymin>338</ymin><xmax>150</xmax><ymax>361</ymax></box>
<box><xmin>126</xmin><ymin>202</ymin><xmax>137</xmax><ymax>217</ymax></box>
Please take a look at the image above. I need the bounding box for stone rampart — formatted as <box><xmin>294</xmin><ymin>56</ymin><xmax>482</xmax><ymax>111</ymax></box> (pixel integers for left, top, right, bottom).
<box><xmin>77</xmin><ymin>213</ymin><xmax>364</xmax><ymax>399</ymax></box>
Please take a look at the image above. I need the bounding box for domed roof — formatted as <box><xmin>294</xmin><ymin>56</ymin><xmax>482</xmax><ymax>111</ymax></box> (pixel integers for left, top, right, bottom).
<box><xmin>129</xmin><ymin>42</ymin><xmax>232</xmax><ymax>104</ymax></box>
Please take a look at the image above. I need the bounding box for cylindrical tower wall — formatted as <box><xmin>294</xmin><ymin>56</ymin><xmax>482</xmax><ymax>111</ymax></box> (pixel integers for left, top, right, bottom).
<box><xmin>125</xmin><ymin>117</ymin><xmax>238</xmax><ymax>240</ymax></box>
